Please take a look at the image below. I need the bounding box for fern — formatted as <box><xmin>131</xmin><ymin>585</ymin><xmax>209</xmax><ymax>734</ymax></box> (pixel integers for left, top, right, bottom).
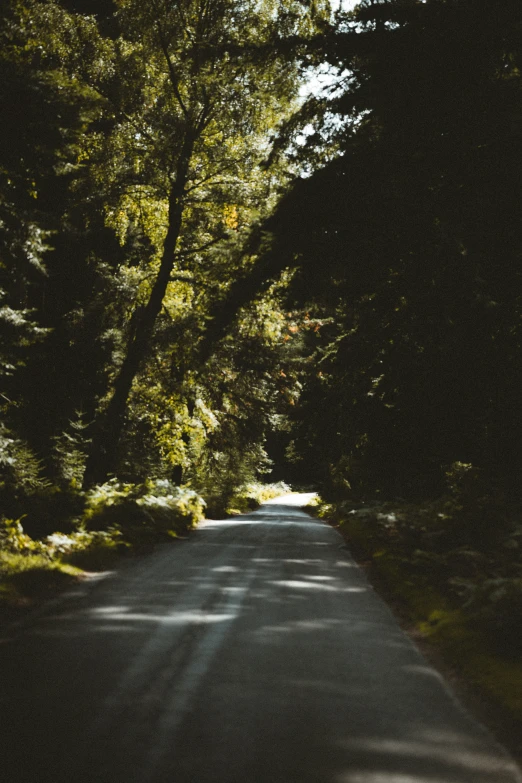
<box><xmin>51</xmin><ymin>410</ymin><xmax>91</xmax><ymax>486</ymax></box>
<box><xmin>0</xmin><ymin>423</ymin><xmax>47</xmax><ymax>495</ymax></box>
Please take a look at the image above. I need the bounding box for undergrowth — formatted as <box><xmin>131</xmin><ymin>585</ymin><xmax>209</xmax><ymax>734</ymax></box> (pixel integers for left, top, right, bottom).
<box><xmin>0</xmin><ymin>551</ymin><xmax>83</xmax><ymax>599</ymax></box>
<box><xmin>0</xmin><ymin>479</ymin><xmax>287</xmax><ymax>609</ymax></box>
<box><xmin>0</xmin><ymin>479</ymin><xmax>206</xmax><ymax>609</ymax></box>
<box><xmin>205</xmin><ymin>480</ymin><xmax>291</xmax><ymax>517</ymax></box>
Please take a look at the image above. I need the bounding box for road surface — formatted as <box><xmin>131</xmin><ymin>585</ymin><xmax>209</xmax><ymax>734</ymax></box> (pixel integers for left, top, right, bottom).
<box><xmin>1</xmin><ymin>494</ymin><xmax>520</xmax><ymax>783</ymax></box>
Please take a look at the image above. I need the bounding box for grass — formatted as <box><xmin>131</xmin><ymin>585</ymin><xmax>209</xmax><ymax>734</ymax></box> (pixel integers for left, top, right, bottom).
<box><xmin>61</xmin><ymin>542</ymin><xmax>125</xmax><ymax>572</ymax></box>
<box><xmin>0</xmin><ymin>551</ymin><xmax>83</xmax><ymax>603</ymax></box>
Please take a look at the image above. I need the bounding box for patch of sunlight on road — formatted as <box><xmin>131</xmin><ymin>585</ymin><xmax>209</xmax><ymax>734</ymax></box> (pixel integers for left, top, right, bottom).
<box><xmin>401</xmin><ymin>664</ymin><xmax>446</xmax><ymax>682</ymax></box>
<box><xmin>337</xmin><ymin>729</ymin><xmax>519</xmax><ymax>780</ymax></box>
<box><xmin>264</xmin><ymin>491</ymin><xmax>317</xmax><ymax>506</ymax></box>
<box><xmin>271</xmin><ymin>579</ymin><xmax>367</xmax><ymax>593</ymax></box>
<box><xmin>253</xmin><ymin>557</ymin><xmax>323</xmax><ymax>564</ymax></box>
<box><xmin>90</xmin><ymin>605</ymin><xmax>129</xmax><ymax>615</ymax></box>
<box><xmin>338</xmin><ymin>775</ymin><xmax>429</xmax><ymax>783</ymax></box>
<box><xmin>255</xmin><ymin>618</ymin><xmax>344</xmax><ymax>635</ymax></box>
<box><xmin>88</xmin><ymin>607</ymin><xmax>236</xmax><ymax>624</ymax></box>
<box><xmin>200</xmin><ymin>519</ymin><xmax>266</xmax><ymax>528</ymax></box>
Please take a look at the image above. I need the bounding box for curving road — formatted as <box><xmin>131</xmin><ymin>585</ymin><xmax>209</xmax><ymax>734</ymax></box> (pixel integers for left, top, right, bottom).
<box><xmin>1</xmin><ymin>494</ymin><xmax>521</xmax><ymax>783</ymax></box>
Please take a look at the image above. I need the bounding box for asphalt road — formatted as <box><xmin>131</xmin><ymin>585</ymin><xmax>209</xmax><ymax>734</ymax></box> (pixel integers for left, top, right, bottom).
<box><xmin>1</xmin><ymin>494</ymin><xmax>521</xmax><ymax>783</ymax></box>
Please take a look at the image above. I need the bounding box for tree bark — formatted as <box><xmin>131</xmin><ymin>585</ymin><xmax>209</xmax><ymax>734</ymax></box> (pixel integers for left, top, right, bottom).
<box><xmin>82</xmin><ymin>133</ymin><xmax>194</xmax><ymax>487</ymax></box>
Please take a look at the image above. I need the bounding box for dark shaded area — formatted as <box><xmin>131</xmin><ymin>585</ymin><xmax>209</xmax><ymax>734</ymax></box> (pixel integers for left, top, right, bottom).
<box><xmin>253</xmin><ymin>0</ymin><xmax>522</xmax><ymax>502</ymax></box>
<box><xmin>59</xmin><ymin>0</ymin><xmax>119</xmax><ymax>37</ymax></box>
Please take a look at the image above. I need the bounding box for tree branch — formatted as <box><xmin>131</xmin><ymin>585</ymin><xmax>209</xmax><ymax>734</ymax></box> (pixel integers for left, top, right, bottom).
<box><xmin>175</xmin><ymin>234</ymin><xmax>228</xmax><ymax>259</ymax></box>
<box><xmin>184</xmin><ymin>164</ymin><xmax>236</xmax><ymax>194</ymax></box>
<box><xmin>155</xmin><ymin>20</ymin><xmax>189</xmax><ymax>119</ymax></box>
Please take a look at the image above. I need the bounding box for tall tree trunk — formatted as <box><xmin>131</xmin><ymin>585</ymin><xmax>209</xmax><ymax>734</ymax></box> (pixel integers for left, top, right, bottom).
<box><xmin>82</xmin><ymin>134</ymin><xmax>194</xmax><ymax>487</ymax></box>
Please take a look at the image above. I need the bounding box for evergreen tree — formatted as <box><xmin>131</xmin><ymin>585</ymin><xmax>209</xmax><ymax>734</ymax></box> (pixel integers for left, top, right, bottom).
<box><xmin>261</xmin><ymin>0</ymin><xmax>522</xmax><ymax>498</ymax></box>
<box><xmin>0</xmin><ymin>0</ymin><xmax>107</xmax><ymax>494</ymax></box>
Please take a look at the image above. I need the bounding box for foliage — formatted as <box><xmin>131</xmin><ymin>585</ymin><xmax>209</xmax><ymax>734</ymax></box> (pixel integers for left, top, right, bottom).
<box><xmin>240</xmin><ymin>480</ymin><xmax>291</xmax><ymax>505</ymax></box>
<box><xmin>0</xmin><ymin>512</ymin><xmax>86</xmax><ymax>602</ymax></box>
<box><xmin>0</xmin><ymin>476</ymin><xmax>207</xmax><ymax>603</ymax></box>
<box><xmin>463</xmin><ymin>578</ymin><xmax>522</xmax><ymax>654</ymax></box>
<box><xmin>0</xmin><ymin>0</ymin><xmax>123</xmax><ymax>498</ymax></box>
<box><xmin>315</xmin><ymin>493</ymin><xmax>522</xmax><ymax>653</ymax></box>
<box><xmin>215</xmin><ymin>480</ymin><xmax>291</xmax><ymax>516</ymax></box>
<box><xmin>263</xmin><ymin>0</ymin><xmax>522</xmax><ymax>502</ymax></box>
<box><xmin>0</xmin><ymin>516</ymin><xmax>47</xmax><ymax>555</ymax></box>
<box><xmin>55</xmin><ymin>0</ymin><xmax>313</xmax><ymax>486</ymax></box>
<box><xmin>82</xmin><ymin>478</ymin><xmax>205</xmax><ymax>545</ymax></box>
<box><xmin>0</xmin><ymin>423</ymin><xmax>47</xmax><ymax>497</ymax></box>
<box><xmin>0</xmin><ymin>512</ymin><xmax>122</xmax><ymax>563</ymax></box>
<box><xmin>0</xmin><ymin>0</ymin><xmax>315</xmax><ymax>535</ymax></box>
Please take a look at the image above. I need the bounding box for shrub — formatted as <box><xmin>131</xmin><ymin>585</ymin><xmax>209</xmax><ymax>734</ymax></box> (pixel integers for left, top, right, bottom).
<box><xmin>43</xmin><ymin>528</ymin><xmax>126</xmax><ymax>571</ymax></box>
<box><xmin>82</xmin><ymin>479</ymin><xmax>205</xmax><ymax>546</ymax></box>
<box><xmin>0</xmin><ymin>424</ymin><xmax>46</xmax><ymax>498</ymax></box>
<box><xmin>0</xmin><ymin>517</ymin><xmax>48</xmax><ymax>555</ymax></box>
<box><xmin>17</xmin><ymin>486</ymin><xmax>86</xmax><ymax>539</ymax></box>
<box><xmin>206</xmin><ymin>481</ymin><xmax>291</xmax><ymax>517</ymax></box>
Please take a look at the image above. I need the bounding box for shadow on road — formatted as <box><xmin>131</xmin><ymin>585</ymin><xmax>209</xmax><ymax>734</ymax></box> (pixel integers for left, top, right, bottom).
<box><xmin>1</xmin><ymin>497</ymin><xmax>520</xmax><ymax>783</ymax></box>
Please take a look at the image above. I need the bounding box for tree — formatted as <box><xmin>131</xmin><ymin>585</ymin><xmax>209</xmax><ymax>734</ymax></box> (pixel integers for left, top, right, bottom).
<box><xmin>36</xmin><ymin>0</ymin><xmax>318</xmax><ymax>486</ymax></box>
<box><xmin>0</xmin><ymin>0</ymin><xmax>133</xmax><ymax>493</ymax></box>
<box><xmin>0</xmin><ymin>0</ymin><xmax>106</xmax><ymax>496</ymax></box>
<box><xmin>254</xmin><ymin>0</ymin><xmax>522</xmax><ymax>498</ymax></box>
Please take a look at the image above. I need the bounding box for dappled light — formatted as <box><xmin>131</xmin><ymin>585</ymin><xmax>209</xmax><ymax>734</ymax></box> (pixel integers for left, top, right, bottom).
<box><xmin>1</xmin><ymin>497</ymin><xmax>519</xmax><ymax>783</ymax></box>
<box><xmin>2</xmin><ymin>0</ymin><xmax>522</xmax><ymax>779</ymax></box>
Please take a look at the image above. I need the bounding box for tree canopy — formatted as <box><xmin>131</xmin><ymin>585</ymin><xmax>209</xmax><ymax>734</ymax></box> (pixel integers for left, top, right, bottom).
<box><xmin>259</xmin><ymin>0</ymin><xmax>522</xmax><ymax>499</ymax></box>
<box><xmin>1</xmin><ymin>0</ymin><xmax>522</xmax><ymax>529</ymax></box>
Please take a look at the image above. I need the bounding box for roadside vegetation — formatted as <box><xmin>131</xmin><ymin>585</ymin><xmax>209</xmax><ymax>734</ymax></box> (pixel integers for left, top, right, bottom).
<box><xmin>0</xmin><ymin>480</ymin><xmax>203</xmax><ymax>607</ymax></box>
<box><xmin>309</xmin><ymin>466</ymin><xmax>522</xmax><ymax>759</ymax></box>
<box><xmin>0</xmin><ymin>479</ymin><xmax>289</xmax><ymax>610</ymax></box>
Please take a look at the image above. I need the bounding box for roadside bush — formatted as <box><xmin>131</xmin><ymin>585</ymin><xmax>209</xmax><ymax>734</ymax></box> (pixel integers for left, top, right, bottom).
<box><xmin>0</xmin><ymin>517</ymin><xmax>48</xmax><ymax>555</ymax></box>
<box><xmin>205</xmin><ymin>481</ymin><xmax>291</xmax><ymax>517</ymax></box>
<box><xmin>442</xmin><ymin>462</ymin><xmax>513</xmax><ymax>549</ymax></box>
<box><xmin>0</xmin><ymin>427</ymin><xmax>80</xmax><ymax>540</ymax></box>
<box><xmin>0</xmin><ymin>479</ymin><xmax>206</xmax><ymax>602</ymax></box>
<box><xmin>316</xmin><ymin>492</ymin><xmax>522</xmax><ymax>652</ymax></box>
<box><xmin>0</xmin><ymin>424</ymin><xmax>45</xmax><ymax>499</ymax></box>
<box><xmin>17</xmin><ymin>486</ymin><xmax>86</xmax><ymax>539</ymax></box>
<box><xmin>231</xmin><ymin>480</ymin><xmax>291</xmax><ymax>511</ymax></box>
<box><xmin>82</xmin><ymin>479</ymin><xmax>205</xmax><ymax>546</ymax></box>
<box><xmin>44</xmin><ymin>528</ymin><xmax>126</xmax><ymax>570</ymax></box>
